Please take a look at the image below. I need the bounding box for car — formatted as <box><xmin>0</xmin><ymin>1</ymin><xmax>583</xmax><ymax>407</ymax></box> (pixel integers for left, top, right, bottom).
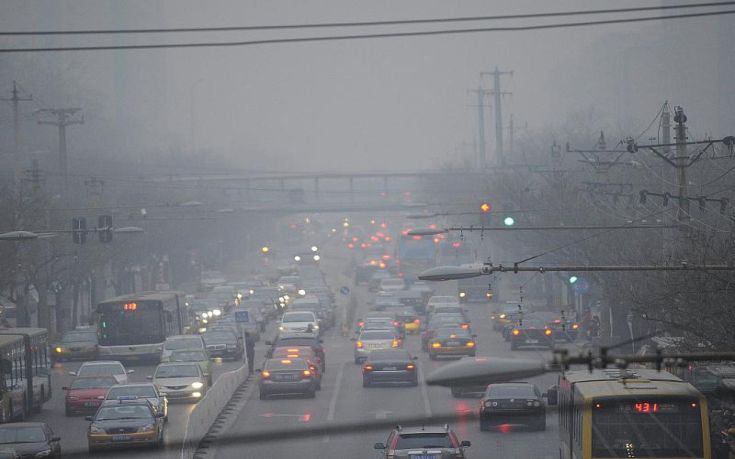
<box><xmin>374</xmin><ymin>425</ymin><xmax>471</xmax><ymax>459</ymax></box>
<box><xmin>421</xmin><ymin>317</ymin><xmax>466</xmax><ymax>351</ymax></box>
<box><xmin>426</xmin><ymin>295</ymin><xmax>460</xmax><ymax>315</ymax></box>
<box><xmin>266</xmin><ymin>333</ymin><xmax>326</xmax><ymax>371</ymax></box>
<box><xmin>362</xmin><ymin>349</ymin><xmax>418</xmax><ymax>387</ymax></box>
<box><xmin>104</xmin><ymin>383</ymin><xmax>168</xmax><ymax>420</ymax></box>
<box><xmin>491</xmin><ymin>304</ymin><xmax>523</xmax><ymax>331</ymax></box>
<box><xmin>545</xmin><ymin>316</ymin><xmax>580</xmax><ymax>342</ymax></box>
<box><xmin>379</xmin><ymin>278</ymin><xmax>406</xmax><ymax>292</ymax></box>
<box><xmin>289</xmin><ymin>296</ymin><xmax>334</xmax><ymax>329</ymax></box>
<box><xmin>160</xmin><ymin>335</ymin><xmax>206</xmax><ymax>362</ymax></box>
<box><xmin>479</xmin><ymin>382</ymin><xmax>546</xmax><ymax>431</ymax></box>
<box><xmin>392</xmin><ymin>307</ymin><xmax>422</xmax><ymax>334</ymax></box>
<box><xmin>201</xmin><ymin>330</ymin><xmax>244</xmax><ymax>360</ymax></box>
<box><xmin>360</xmin><ymin>317</ymin><xmax>404</xmax><ymax>340</ymax></box>
<box><xmin>368</xmin><ymin>271</ymin><xmax>392</xmax><ymax>291</ymax></box>
<box><xmin>372</xmin><ymin>294</ymin><xmax>404</xmax><ymax>312</ymax></box>
<box><xmin>353</xmin><ymin>329</ymin><xmax>401</xmax><ymax>364</ymax></box>
<box><xmin>271</xmin><ymin>347</ymin><xmax>322</xmax><ymax>389</ymax></box>
<box><xmin>86</xmin><ymin>399</ymin><xmax>165</xmax><ymax>452</ymax></box>
<box><xmin>279</xmin><ymin>311</ymin><xmax>320</xmax><ymax>336</ymax></box>
<box><xmin>257</xmin><ymin>358</ymin><xmax>318</xmax><ymax>399</ymax></box>
<box><xmin>51</xmin><ymin>329</ymin><xmax>98</xmax><ymax>362</ymax></box>
<box><xmin>394</xmin><ymin>290</ymin><xmax>425</xmax><ymax>313</ymax></box>
<box><xmin>169</xmin><ymin>349</ymin><xmax>213</xmax><ymax>385</ymax></box>
<box><xmin>0</xmin><ymin>423</ymin><xmax>60</xmax><ymax>458</ymax></box>
<box><xmin>69</xmin><ymin>361</ymin><xmax>133</xmax><ymax>384</ymax></box>
<box><xmin>354</xmin><ymin>262</ymin><xmax>378</xmax><ymax>284</ymax></box>
<box><xmin>149</xmin><ymin>362</ymin><xmax>208</xmax><ymax>403</ymax></box>
<box><xmin>428</xmin><ymin>328</ymin><xmax>477</xmax><ymax>360</ymax></box>
<box><xmin>63</xmin><ymin>375</ymin><xmax>119</xmax><ymax>416</ymax></box>
<box><xmin>509</xmin><ymin>319</ymin><xmax>554</xmax><ymax>350</ymax></box>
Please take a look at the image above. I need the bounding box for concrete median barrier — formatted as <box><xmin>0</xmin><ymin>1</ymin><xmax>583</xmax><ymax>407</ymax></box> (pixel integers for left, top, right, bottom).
<box><xmin>180</xmin><ymin>364</ymin><xmax>249</xmax><ymax>459</ymax></box>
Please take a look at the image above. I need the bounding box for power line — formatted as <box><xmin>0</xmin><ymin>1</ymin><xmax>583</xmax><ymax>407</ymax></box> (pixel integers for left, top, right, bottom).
<box><xmin>1</xmin><ymin>2</ymin><xmax>731</xmax><ymax>36</ymax></box>
<box><xmin>1</xmin><ymin>9</ymin><xmax>735</xmax><ymax>53</ymax></box>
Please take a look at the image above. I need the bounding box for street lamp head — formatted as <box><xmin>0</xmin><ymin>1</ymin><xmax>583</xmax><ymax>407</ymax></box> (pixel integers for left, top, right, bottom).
<box><xmin>0</xmin><ymin>231</ymin><xmax>39</xmax><ymax>241</ymax></box>
<box><xmin>407</xmin><ymin>228</ymin><xmax>446</xmax><ymax>236</ymax></box>
<box><xmin>425</xmin><ymin>356</ymin><xmax>547</xmax><ymax>387</ymax></box>
<box><xmin>418</xmin><ymin>265</ymin><xmax>484</xmax><ymax>281</ymax></box>
<box><xmin>113</xmin><ymin>226</ymin><xmax>145</xmax><ymax>234</ymax></box>
<box><xmin>179</xmin><ymin>201</ymin><xmax>204</xmax><ymax>208</ymax></box>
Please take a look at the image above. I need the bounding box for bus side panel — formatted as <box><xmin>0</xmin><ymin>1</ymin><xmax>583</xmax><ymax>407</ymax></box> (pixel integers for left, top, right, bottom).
<box><xmin>701</xmin><ymin>397</ymin><xmax>711</xmax><ymax>459</ymax></box>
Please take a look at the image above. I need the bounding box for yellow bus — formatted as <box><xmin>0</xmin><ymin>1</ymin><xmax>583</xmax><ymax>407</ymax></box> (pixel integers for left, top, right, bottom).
<box><xmin>0</xmin><ymin>328</ymin><xmax>52</xmax><ymax>417</ymax></box>
<box><xmin>552</xmin><ymin>368</ymin><xmax>711</xmax><ymax>459</ymax></box>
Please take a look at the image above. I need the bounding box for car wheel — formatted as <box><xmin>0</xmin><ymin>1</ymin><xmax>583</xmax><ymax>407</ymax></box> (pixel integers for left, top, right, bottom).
<box><xmin>354</xmin><ymin>357</ymin><xmax>361</xmax><ymax>364</ymax></box>
<box><xmin>362</xmin><ymin>378</ymin><xmax>370</xmax><ymax>388</ymax></box>
<box><xmin>88</xmin><ymin>446</ymin><xmax>97</xmax><ymax>454</ymax></box>
<box><xmin>316</xmin><ymin>380</ymin><xmax>322</xmax><ymax>390</ymax></box>
<box><xmin>410</xmin><ymin>377</ymin><xmax>418</xmax><ymax>387</ymax></box>
<box><xmin>510</xmin><ymin>342</ymin><xmax>518</xmax><ymax>351</ymax></box>
<box><xmin>429</xmin><ymin>353</ymin><xmax>436</xmax><ymax>360</ymax></box>
<box><xmin>64</xmin><ymin>405</ymin><xmax>71</xmax><ymax>417</ymax></box>
<box><xmin>259</xmin><ymin>392</ymin><xmax>267</xmax><ymax>400</ymax></box>
<box><xmin>307</xmin><ymin>389</ymin><xmax>316</xmax><ymax>398</ymax></box>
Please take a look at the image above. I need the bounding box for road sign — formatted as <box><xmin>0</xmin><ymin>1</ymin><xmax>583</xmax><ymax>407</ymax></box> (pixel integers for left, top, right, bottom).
<box><xmin>573</xmin><ymin>277</ymin><xmax>590</xmax><ymax>294</ymax></box>
<box><xmin>234</xmin><ymin>310</ymin><xmax>250</xmax><ymax>323</ymax></box>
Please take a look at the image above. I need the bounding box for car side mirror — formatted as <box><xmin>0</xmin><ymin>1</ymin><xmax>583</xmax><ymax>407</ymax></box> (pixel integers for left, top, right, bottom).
<box><xmin>84</xmin><ymin>416</ymin><xmax>93</xmax><ymax>421</ymax></box>
<box><xmin>374</xmin><ymin>442</ymin><xmax>386</xmax><ymax>450</ymax></box>
<box><xmin>545</xmin><ymin>385</ymin><xmax>558</xmax><ymax>406</ymax></box>
<box><xmin>255</xmin><ymin>369</ymin><xmax>262</xmax><ymax>373</ymax></box>
<box><xmin>127</xmin><ymin>369</ymin><xmax>135</xmax><ymax>374</ymax></box>
<box><xmin>68</xmin><ymin>371</ymin><xmax>77</xmax><ymax>376</ymax></box>
<box><xmin>461</xmin><ymin>440</ymin><xmax>471</xmax><ymax>447</ymax></box>
<box><xmin>412</xmin><ymin>356</ymin><xmax>418</xmax><ymax>360</ymax></box>
<box><xmin>146</xmin><ymin>375</ymin><xmax>153</xmax><ymax>380</ymax></box>
<box><xmin>51</xmin><ymin>436</ymin><xmax>61</xmax><ymax>442</ymax></box>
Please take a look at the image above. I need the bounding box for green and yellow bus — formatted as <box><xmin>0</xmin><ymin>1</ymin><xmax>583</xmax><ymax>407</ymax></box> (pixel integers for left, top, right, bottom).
<box><xmin>0</xmin><ymin>327</ymin><xmax>52</xmax><ymax>420</ymax></box>
<box><xmin>554</xmin><ymin>368</ymin><xmax>711</xmax><ymax>459</ymax></box>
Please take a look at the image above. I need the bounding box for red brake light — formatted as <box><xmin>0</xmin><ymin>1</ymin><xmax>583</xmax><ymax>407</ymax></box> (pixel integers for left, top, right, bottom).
<box><xmin>358</xmin><ymin>321</ymin><xmax>364</xmax><ymax>327</ymax></box>
<box><xmin>391</xmin><ymin>340</ymin><xmax>399</xmax><ymax>348</ymax></box>
<box><xmin>412</xmin><ymin>235</ymin><xmax>422</xmax><ymax>241</ymax></box>
<box><xmin>363</xmin><ymin>365</ymin><xmax>373</xmax><ymax>372</ymax></box>
<box><xmin>261</xmin><ymin>370</ymin><xmax>271</xmax><ymax>378</ymax></box>
<box><xmin>461</xmin><ymin>323</ymin><xmax>469</xmax><ymax>329</ymax></box>
<box><xmin>302</xmin><ymin>370</ymin><xmax>311</xmax><ymax>378</ymax></box>
<box><xmin>414</xmin><ymin>319</ymin><xmax>421</xmax><ymax>324</ymax></box>
<box><xmin>356</xmin><ymin>340</ymin><xmax>364</xmax><ymax>348</ymax></box>
<box><xmin>406</xmin><ymin>363</ymin><xmax>415</xmax><ymax>370</ymax></box>
<box><xmin>393</xmin><ymin>321</ymin><xmax>400</xmax><ymax>327</ymax></box>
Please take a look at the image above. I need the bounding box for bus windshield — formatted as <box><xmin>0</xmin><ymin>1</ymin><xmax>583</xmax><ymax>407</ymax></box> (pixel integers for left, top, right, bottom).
<box><xmin>591</xmin><ymin>399</ymin><xmax>703</xmax><ymax>458</ymax></box>
<box><xmin>98</xmin><ymin>302</ymin><xmax>163</xmax><ymax>346</ymax></box>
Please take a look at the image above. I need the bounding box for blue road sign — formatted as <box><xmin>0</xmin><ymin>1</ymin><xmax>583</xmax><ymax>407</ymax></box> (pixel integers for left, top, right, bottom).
<box><xmin>234</xmin><ymin>310</ymin><xmax>250</xmax><ymax>323</ymax></box>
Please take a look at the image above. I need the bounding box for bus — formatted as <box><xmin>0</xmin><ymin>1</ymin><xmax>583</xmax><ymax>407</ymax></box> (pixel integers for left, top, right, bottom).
<box><xmin>95</xmin><ymin>291</ymin><xmax>191</xmax><ymax>363</ymax></box>
<box><xmin>457</xmin><ymin>275</ymin><xmax>495</xmax><ymax>304</ymax></box>
<box><xmin>397</xmin><ymin>232</ymin><xmax>437</xmax><ymax>283</ymax></box>
<box><xmin>0</xmin><ymin>327</ymin><xmax>52</xmax><ymax>421</ymax></box>
<box><xmin>553</xmin><ymin>368</ymin><xmax>710</xmax><ymax>459</ymax></box>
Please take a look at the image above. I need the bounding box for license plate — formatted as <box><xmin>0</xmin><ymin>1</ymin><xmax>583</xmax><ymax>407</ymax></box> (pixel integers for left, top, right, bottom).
<box><xmin>276</xmin><ymin>374</ymin><xmax>296</xmax><ymax>381</ymax></box>
<box><xmin>526</xmin><ymin>339</ymin><xmax>539</xmax><ymax>344</ymax></box>
<box><xmin>382</xmin><ymin>366</ymin><xmax>397</xmax><ymax>371</ymax></box>
<box><xmin>412</xmin><ymin>455</ymin><xmax>438</xmax><ymax>459</ymax></box>
<box><xmin>446</xmin><ymin>341</ymin><xmax>460</xmax><ymax>346</ymax></box>
<box><xmin>112</xmin><ymin>435</ymin><xmax>131</xmax><ymax>442</ymax></box>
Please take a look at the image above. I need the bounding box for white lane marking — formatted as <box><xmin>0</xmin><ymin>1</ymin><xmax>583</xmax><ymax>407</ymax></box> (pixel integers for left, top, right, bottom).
<box><xmin>418</xmin><ymin>366</ymin><xmax>432</xmax><ymax>417</ymax></box>
<box><xmin>327</xmin><ymin>362</ymin><xmax>345</xmax><ymax>421</ymax></box>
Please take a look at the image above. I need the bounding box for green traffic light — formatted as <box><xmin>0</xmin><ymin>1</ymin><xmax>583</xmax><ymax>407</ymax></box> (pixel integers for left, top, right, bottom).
<box><xmin>503</xmin><ymin>216</ymin><xmax>515</xmax><ymax>226</ymax></box>
<box><xmin>569</xmin><ymin>276</ymin><xmax>578</xmax><ymax>284</ymax></box>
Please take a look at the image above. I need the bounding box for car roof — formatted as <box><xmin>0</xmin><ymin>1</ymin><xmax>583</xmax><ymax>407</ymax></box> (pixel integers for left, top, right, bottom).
<box><xmin>395</xmin><ymin>426</ymin><xmax>450</xmax><ymax>435</ymax></box>
<box><xmin>81</xmin><ymin>361</ymin><xmax>123</xmax><ymax>366</ymax></box>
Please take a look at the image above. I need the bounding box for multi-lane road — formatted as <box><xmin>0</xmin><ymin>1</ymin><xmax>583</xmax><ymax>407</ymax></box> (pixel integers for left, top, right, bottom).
<box><xmin>215</xmin><ymin>252</ymin><xmax>585</xmax><ymax>459</ymax></box>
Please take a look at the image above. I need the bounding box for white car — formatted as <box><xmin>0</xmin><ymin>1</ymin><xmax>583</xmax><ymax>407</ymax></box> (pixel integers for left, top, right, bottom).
<box><xmin>149</xmin><ymin>362</ymin><xmax>208</xmax><ymax>403</ymax></box>
<box><xmin>69</xmin><ymin>360</ymin><xmax>133</xmax><ymax>384</ymax></box>
<box><xmin>161</xmin><ymin>335</ymin><xmax>206</xmax><ymax>362</ymax></box>
<box><xmin>379</xmin><ymin>278</ymin><xmax>406</xmax><ymax>292</ymax></box>
<box><xmin>426</xmin><ymin>295</ymin><xmax>461</xmax><ymax>314</ymax></box>
<box><xmin>279</xmin><ymin>311</ymin><xmax>320</xmax><ymax>336</ymax></box>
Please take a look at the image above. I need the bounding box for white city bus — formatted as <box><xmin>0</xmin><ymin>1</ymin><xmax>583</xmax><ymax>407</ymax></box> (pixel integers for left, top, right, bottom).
<box><xmin>95</xmin><ymin>291</ymin><xmax>191</xmax><ymax>363</ymax></box>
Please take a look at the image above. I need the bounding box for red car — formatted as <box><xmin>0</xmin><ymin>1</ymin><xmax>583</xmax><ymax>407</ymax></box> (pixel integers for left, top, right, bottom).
<box><xmin>63</xmin><ymin>375</ymin><xmax>118</xmax><ymax>416</ymax></box>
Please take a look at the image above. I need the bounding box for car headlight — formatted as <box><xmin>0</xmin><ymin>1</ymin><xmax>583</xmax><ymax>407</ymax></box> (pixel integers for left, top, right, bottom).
<box><xmin>89</xmin><ymin>425</ymin><xmax>104</xmax><ymax>434</ymax></box>
<box><xmin>138</xmin><ymin>423</ymin><xmax>156</xmax><ymax>433</ymax></box>
<box><xmin>278</xmin><ymin>326</ymin><xmax>284</xmax><ymax>331</ymax></box>
<box><xmin>533</xmin><ymin>400</ymin><xmax>541</xmax><ymax>407</ymax></box>
<box><xmin>213</xmin><ymin>309</ymin><xmax>222</xmax><ymax>317</ymax></box>
<box><xmin>34</xmin><ymin>449</ymin><xmax>53</xmax><ymax>457</ymax></box>
<box><xmin>313</xmin><ymin>325</ymin><xmax>319</xmax><ymax>330</ymax></box>
<box><xmin>459</xmin><ymin>292</ymin><xmax>466</xmax><ymax>298</ymax></box>
<box><xmin>191</xmin><ymin>382</ymin><xmax>204</xmax><ymax>389</ymax></box>
<box><xmin>54</xmin><ymin>347</ymin><xmax>63</xmax><ymax>353</ymax></box>
<box><xmin>67</xmin><ymin>396</ymin><xmax>79</xmax><ymax>401</ymax></box>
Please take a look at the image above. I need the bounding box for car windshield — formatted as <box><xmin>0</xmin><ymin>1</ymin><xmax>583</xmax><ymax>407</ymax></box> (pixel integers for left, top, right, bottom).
<box><xmin>488</xmin><ymin>385</ymin><xmax>536</xmax><ymax>398</ymax></box>
<box><xmin>203</xmin><ymin>332</ymin><xmax>237</xmax><ymax>343</ymax></box>
<box><xmin>95</xmin><ymin>405</ymin><xmax>153</xmax><ymax>421</ymax></box>
<box><xmin>107</xmin><ymin>386</ymin><xmax>157</xmax><ymax>398</ymax></box>
<box><xmin>283</xmin><ymin>312</ymin><xmax>315</xmax><ymax>322</ymax></box>
<box><xmin>79</xmin><ymin>364</ymin><xmax>123</xmax><ymax>376</ymax></box>
<box><xmin>71</xmin><ymin>377</ymin><xmax>117</xmax><ymax>389</ymax></box>
<box><xmin>155</xmin><ymin>365</ymin><xmax>199</xmax><ymax>378</ymax></box>
<box><xmin>171</xmin><ymin>350</ymin><xmax>207</xmax><ymax>361</ymax></box>
<box><xmin>395</xmin><ymin>433</ymin><xmax>452</xmax><ymax>449</ymax></box>
<box><xmin>165</xmin><ymin>337</ymin><xmax>202</xmax><ymax>350</ymax></box>
<box><xmin>0</xmin><ymin>427</ymin><xmax>46</xmax><ymax>444</ymax></box>
<box><xmin>60</xmin><ymin>332</ymin><xmax>97</xmax><ymax>343</ymax></box>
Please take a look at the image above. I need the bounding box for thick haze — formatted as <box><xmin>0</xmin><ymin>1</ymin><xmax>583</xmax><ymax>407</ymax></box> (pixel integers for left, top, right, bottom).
<box><xmin>0</xmin><ymin>0</ymin><xmax>732</xmax><ymax>173</ymax></box>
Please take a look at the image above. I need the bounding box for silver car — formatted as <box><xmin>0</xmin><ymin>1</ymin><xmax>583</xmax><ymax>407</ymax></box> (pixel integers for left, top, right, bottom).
<box><xmin>148</xmin><ymin>362</ymin><xmax>207</xmax><ymax>403</ymax></box>
<box><xmin>353</xmin><ymin>329</ymin><xmax>400</xmax><ymax>364</ymax></box>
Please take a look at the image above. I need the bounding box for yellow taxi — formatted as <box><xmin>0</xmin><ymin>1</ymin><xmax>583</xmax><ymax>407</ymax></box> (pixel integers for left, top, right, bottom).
<box><xmin>86</xmin><ymin>399</ymin><xmax>164</xmax><ymax>452</ymax></box>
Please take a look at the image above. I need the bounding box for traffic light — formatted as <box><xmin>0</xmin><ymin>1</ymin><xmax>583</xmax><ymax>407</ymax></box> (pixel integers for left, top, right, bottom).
<box><xmin>568</xmin><ymin>276</ymin><xmax>578</xmax><ymax>284</ymax></box>
<box><xmin>98</xmin><ymin>215</ymin><xmax>113</xmax><ymax>243</ymax></box>
<box><xmin>72</xmin><ymin>217</ymin><xmax>87</xmax><ymax>244</ymax></box>
<box><xmin>480</xmin><ymin>202</ymin><xmax>491</xmax><ymax>213</ymax></box>
<box><xmin>503</xmin><ymin>216</ymin><xmax>515</xmax><ymax>226</ymax></box>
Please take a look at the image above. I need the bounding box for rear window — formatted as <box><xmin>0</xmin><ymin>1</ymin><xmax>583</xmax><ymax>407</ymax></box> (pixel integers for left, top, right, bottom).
<box><xmin>395</xmin><ymin>433</ymin><xmax>452</xmax><ymax>449</ymax></box>
<box><xmin>369</xmin><ymin>350</ymin><xmax>410</xmax><ymax>361</ymax></box>
<box><xmin>434</xmin><ymin>306</ymin><xmax>462</xmax><ymax>314</ymax></box>
<box><xmin>165</xmin><ymin>337</ymin><xmax>202</xmax><ymax>350</ymax></box>
<box><xmin>361</xmin><ymin>331</ymin><xmax>395</xmax><ymax>340</ymax></box>
<box><xmin>436</xmin><ymin>328</ymin><xmax>470</xmax><ymax>338</ymax></box>
<box><xmin>265</xmin><ymin>358</ymin><xmax>308</xmax><ymax>370</ymax></box>
<box><xmin>488</xmin><ymin>384</ymin><xmax>536</xmax><ymax>398</ymax></box>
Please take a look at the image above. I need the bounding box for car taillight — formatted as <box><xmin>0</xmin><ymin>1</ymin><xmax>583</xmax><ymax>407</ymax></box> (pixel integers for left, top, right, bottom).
<box><xmin>393</xmin><ymin>321</ymin><xmax>400</xmax><ymax>327</ymax></box>
<box><xmin>414</xmin><ymin>319</ymin><xmax>421</xmax><ymax>325</ymax></box>
<box><xmin>363</xmin><ymin>365</ymin><xmax>373</xmax><ymax>372</ymax></box>
<box><xmin>358</xmin><ymin>321</ymin><xmax>364</xmax><ymax>327</ymax></box>
<box><xmin>461</xmin><ymin>323</ymin><xmax>469</xmax><ymax>330</ymax></box>
<box><xmin>391</xmin><ymin>340</ymin><xmax>399</xmax><ymax>348</ymax></box>
<box><xmin>406</xmin><ymin>363</ymin><xmax>415</xmax><ymax>370</ymax></box>
<box><xmin>309</xmin><ymin>365</ymin><xmax>317</xmax><ymax>373</ymax></box>
<box><xmin>572</xmin><ymin>323</ymin><xmax>579</xmax><ymax>329</ymax></box>
<box><xmin>466</xmin><ymin>341</ymin><xmax>475</xmax><ymax>348</ymax></box>
<box><xmin>512</xmin><ymin>329</ymin><xmax>520</xmax><ymax>336</ymax></box>
<box><xmin>431</xmin><ymin>342</ymin><xmax>441</xmax><ymax>348</ymax></box>
<box><xmin>544</xmin><ymin>329</ymin><xmax>552</xmax><ymax>336</ymax></box>
<box><xmin>302</xmin><ymin>370</ymin><xmax>311</xmax><ymax>378</ymax></box>
<box><xmin>261</xmin><ymin>371</ymin><xmax>271</xmax><ymax>379</ymax></box>
<box><xmin>356</xmin><ymin>340</ymin><xmax>364</xmax><ymax>348</ymax></box>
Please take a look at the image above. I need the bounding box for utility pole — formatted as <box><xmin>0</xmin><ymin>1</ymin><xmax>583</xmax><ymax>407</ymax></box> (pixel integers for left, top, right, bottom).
<box><xmin>673</xmin><ymin>106</ymin><xmax>690</xmax><ymax>222</ymax></box>
<box><xmin>482</xmin><ymin>68</ymin><xmax>513</xmax><ymax>167</ymax></box>
<box><xmin>661</xmin><ymin>101</ymin><xmax>671</xmax><ymax>156</ymax></box>
<box><xmin>467</xmin><ymin>87</ymin><xmax>491</xmax><ymax>168</ymax></box>
<box><xmin>36</xmin><ymin>108</ymin><xmax>84</xmax><ymax>196</ymax></box>
<box><xmin>1</xmin><ymin>81</ymin><xmax>33</xmax><ymax>195</ymax></box>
